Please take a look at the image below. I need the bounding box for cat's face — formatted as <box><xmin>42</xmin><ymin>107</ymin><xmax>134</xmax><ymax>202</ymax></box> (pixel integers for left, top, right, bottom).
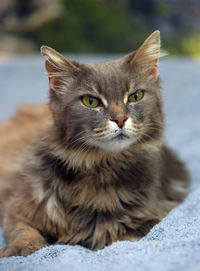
<box><xmin>42</xmin><ymin>31</ymin><xmax>164</xmax><ymax>152</ymax></box>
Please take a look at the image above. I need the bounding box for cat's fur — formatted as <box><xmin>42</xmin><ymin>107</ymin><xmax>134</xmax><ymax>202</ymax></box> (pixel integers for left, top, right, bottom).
<box><xmin>0</xmin><ymin>31</ymin><xmax>189</xmax><ymax>257</ymax></box>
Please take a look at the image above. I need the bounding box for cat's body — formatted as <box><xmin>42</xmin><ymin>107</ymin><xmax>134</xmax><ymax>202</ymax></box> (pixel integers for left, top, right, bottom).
<box><xmin>0</xmin><ymin>31</ymin><xmax>189</xmax><ymax>257</ymax></box>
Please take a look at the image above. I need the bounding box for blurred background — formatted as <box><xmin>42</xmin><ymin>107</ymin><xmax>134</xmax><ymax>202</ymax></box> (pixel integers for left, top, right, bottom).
<box><xmin>0</xmin><ymin>0</ymin><xmax>200</xmax><ymax>57</ymax></box>
<box><xmin>0</xmin><ymin>0</ymin><xmax>200</xmax><ymax>121</ymax></box>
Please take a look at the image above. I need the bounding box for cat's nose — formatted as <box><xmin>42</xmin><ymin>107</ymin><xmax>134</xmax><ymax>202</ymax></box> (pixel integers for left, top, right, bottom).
<box><xmin>111</xmin><ymin>117</ymin><xmax>127</xmax><ymax>128</ymax></box>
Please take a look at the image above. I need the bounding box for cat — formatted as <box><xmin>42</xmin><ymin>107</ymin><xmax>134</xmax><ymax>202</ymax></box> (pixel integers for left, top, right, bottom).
<box><xmin>0</xmin><ymin>31</ymin><xmax>189</xmax><ymax>257</ymax></box>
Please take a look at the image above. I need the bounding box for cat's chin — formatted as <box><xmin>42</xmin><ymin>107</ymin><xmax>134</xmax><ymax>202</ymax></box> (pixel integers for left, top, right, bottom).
<box><xmin>93</xmin><ymin>136</ymin><xmax>136</xmax><ymax>152</ymax></box>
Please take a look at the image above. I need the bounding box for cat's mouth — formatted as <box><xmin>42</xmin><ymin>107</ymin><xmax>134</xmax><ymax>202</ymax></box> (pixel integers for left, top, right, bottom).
<box><xmin>114</xmin><ymin>133</ymin><xmax>129</xmax><ymax>140</ymax></box>
<box><xmin>90</xmin><ymin>124</ymin><xmax>136</xmax><ymax>151</ymax></box>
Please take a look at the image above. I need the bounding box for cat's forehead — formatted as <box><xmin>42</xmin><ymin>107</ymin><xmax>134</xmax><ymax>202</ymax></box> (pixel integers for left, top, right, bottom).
<box><xmin>87</xmin><ymin>58</ymin><xmax>124</xmax><ymax>77</ymax></box>
<box><xmin>82</xmin><ymin>59</ymin><xmax>132</xmax><ymax>98</ymax></box>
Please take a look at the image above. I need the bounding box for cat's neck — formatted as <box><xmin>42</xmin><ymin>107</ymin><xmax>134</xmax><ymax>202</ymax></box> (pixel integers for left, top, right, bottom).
<box><xmin>40</xmin><ymin>124</ymin><xmax>162</xmax><ymax>172</ymax></box>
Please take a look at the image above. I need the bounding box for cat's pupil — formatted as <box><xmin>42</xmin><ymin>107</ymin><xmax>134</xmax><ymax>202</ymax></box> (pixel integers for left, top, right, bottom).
<box><xmin>89</xmin><ymin>97</ymin><xmax>93</xmax><ymax>105</ymax></box>
<box><xmin>134</xmin><ymin>93</ymin><xmax>138</xmax><ymax>100</ymax></box>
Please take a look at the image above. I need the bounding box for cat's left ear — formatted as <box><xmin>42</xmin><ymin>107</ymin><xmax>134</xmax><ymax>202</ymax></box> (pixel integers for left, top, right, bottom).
<box><xmin>126</xmin><ymin>30</ymin><xmax>161</xmax><ymax>78</ymax></box>
<box><xmin>41</xmin><ymin>46</ymin><xmax>80</xmax><ymax>91</ymax></box>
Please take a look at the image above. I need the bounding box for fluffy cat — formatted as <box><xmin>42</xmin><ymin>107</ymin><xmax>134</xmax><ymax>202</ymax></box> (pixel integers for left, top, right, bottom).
<box><xmin>0</xmin><ymin>31</ymin><xmax>189</xmax><ymax>257</ymax></box>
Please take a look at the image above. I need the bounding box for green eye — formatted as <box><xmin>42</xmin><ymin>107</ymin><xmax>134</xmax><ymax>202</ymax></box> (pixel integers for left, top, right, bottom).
<box><xmin>128</xmin><ymin>90</ymin><xmax>144</xmax><ymax>103</ymax></box>
<box><xmin>82</xmin><ymin>96</ymin><xmax>100</xmax><ymax>108</ymax></box>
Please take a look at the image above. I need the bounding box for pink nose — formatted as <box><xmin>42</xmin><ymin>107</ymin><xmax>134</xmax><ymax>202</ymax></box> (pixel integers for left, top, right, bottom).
<box><xmin>112</xmin><ymin>117</ymin><xmax>127</xmax><ymax>128</ymax></box>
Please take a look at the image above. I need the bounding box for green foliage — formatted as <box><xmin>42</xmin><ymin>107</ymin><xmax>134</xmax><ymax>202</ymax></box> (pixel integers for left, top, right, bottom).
<box><xmin>31</xmin><ymin>0</ymin><xmax>200</xmax><ymax>56</ymax></box>
<box><xmin>36</xmin><ymin>0</ymin><xmax>149</xmax><ymax>53</ymax></box>
<box><xmin>153</xmin><ymin>3</ymin><xmax>169</xmax><ymax>17</ymax></box>
<box><xmin>181</xmin><ymin>34</ymin><xmax>200</xmax><ymax>57</ymax></box>
<box><xmin>163</xmin><ymin>33</ymin><xmax>200</xmax><ymax>57</ymax></box>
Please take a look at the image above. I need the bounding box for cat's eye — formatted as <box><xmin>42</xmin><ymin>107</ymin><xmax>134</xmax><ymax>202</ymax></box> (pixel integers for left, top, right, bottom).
<box><xmin>82</xmin><ymin>96</ymin><xmax>101</xmax><ymax>108</ymax></box>
<box><xmin>128</xmin><ymin>90</ymin><xmax>144</xmax><ymax>103</ymax></box>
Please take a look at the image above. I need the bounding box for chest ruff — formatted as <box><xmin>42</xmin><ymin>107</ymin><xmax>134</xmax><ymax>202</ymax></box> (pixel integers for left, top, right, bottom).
<box><xmin>32</xmin><ymin>150</ymin><xmax>161</xmax><ymax>250</ymax></box>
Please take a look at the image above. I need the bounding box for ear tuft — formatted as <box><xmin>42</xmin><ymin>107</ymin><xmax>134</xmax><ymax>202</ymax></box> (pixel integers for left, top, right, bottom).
<box><xmin>132</xmin><ymin>30</ymin><xmax>160</xmax><ymax>64</ymax></box>
<box><xmin>41</xmin><ymin>46</ymin><xmax>80</xmax><ymax>90</ymax></box>
<box><xmin>41</xmin><ymin>46</ymin><xmax>79</xmax><ymax>72</ymax></box>
<box><xmin>129</xmin><ymin>30</ymin><xmax>161</xmax><ymax>78</ymax></box>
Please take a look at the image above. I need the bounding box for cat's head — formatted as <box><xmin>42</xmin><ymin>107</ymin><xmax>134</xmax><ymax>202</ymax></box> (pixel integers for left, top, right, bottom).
<box><xmin>41</xmin><ymin>30</ymin><xmax>164</xmax><ymax>152</ymax></box>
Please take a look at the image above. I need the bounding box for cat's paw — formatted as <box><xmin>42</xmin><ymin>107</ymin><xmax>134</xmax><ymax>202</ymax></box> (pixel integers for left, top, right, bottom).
<box><xmin>0</xmin><ymin>243</ymin><xmax>45</xmax><ymax>257</ymax></box>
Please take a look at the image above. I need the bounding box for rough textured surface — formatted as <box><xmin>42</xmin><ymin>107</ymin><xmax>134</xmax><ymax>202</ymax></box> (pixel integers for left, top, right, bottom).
<box><xmin>0</xmin><ymin>56</ymin><xmax>200</xmax><ymax>270</ymax></box>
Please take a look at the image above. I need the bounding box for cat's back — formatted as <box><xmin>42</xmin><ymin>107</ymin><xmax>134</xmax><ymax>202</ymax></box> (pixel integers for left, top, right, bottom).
<box><xmin>0</xmin><ymin>104</ymin><xmax>50</xmax><ymax>167</ymax></box>
<box><xmin>0</xmin><ymin>104</ymin><xmax>51</xmax><ymax>219</ymax></box>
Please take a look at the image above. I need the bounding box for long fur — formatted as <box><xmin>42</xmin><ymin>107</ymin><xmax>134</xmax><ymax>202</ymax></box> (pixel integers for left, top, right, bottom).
<box><xmin>0</xmin><ymin>31</ymin><xmax>189</xmax><ymax>257</ymax></box>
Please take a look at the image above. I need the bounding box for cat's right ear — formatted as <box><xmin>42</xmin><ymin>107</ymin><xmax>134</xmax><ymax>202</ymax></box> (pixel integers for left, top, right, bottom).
<box><xmin>41</xmin><ymin>46</ymin><xmax>80</xmax><ymax>91</ymax></box>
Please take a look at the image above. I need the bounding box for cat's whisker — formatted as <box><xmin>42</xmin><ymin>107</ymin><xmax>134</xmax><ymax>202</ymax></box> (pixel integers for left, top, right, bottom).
<box><xmin>143</xmin><ymin>121</ymin><xmax>162</xmax><ymax>127</ymax></box>
<box><xmin>78</xmin><ymin>139</ymin><xmax>95</xmax><ymax>154</ymax></box>
<box><xmin>143</xmin><ymin>125</ymin><xmax>161</xmax><ymax>129</ymax></box>
<box><xmin>127</xmin><ymin>128</ymin><xmax>139</xmax><ymax>133</ymax></box>
<box><xmin>135</xmin><ymin>135</ymin><xmax>146</xmax><ymax>145</ymax></box>
<box><xmin>143</xmin><ymin>127</ymin><xmax>162</xmax><ymax>134</ymax></box>
<box><xmin>67</xmin><ymin>133</ymin><xmax>92</xmax><ymax>148</ymax></box>
<box><xmin>93</xmin><ymin>132</ymin><xmax>114</xmax><ymax>139</ymax></box>
<box><xmin>93</xmin><ymin>129</ymin><xmax>108</xmax><ymax>135</ymax></box>
<box><xmin>93</xmin><ymin>126</ymin><xmax>108</xmax><ymax>132</ymax></box>
<box><xmin>143</xmin><ymin>128</ymin><xmax>161</xmax><ymax>133</ymax></box>
<box><xmin>72</xmin><ymin>135</ymin><xmax>93</xmax><ymax>147</ymax></box>
<box><xmin>138</xmin><ymin>131</ymin><xmax>155</xmax><ymax>143</ymax></box>
<box><xmin>93</xmin><ymin>129</ymin><xmax>105</xmax><ymax>133</ymax></box>
<box><xmin>68</xmin><ymin>130</ymin><xmax>86</xmax><ymax>141</ymax></box>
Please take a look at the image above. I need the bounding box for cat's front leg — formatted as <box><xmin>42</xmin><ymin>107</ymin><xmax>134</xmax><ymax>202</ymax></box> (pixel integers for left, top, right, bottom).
<box><xmin>0</xmin><ymin>217</ymin><xmax>48</xmax><ymax>257</ymax></box>
<box><xmin>0</xmin><ymin>241</ymin><xmax>46</xmax><ymax>257</ymax></box>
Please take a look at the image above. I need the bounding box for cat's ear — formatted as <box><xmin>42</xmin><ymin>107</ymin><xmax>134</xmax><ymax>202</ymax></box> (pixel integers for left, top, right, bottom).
<box><xmin>41</xmin><ymin>46</ymin><xmax>80</xmax><ymax>91</ymax></box>
<box><xmin>126</xmin><ymin>30</ymin><xmax>161</xmax><ymax>78</ymax></box>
